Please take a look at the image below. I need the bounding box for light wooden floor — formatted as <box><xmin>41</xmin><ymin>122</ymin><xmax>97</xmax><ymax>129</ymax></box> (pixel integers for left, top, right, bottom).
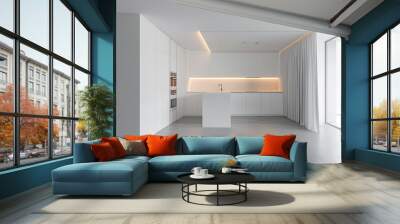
<box><xmin>1</xmin><ymin>162</ymin><xmax>400</xmax><ymax>224</ymax></box>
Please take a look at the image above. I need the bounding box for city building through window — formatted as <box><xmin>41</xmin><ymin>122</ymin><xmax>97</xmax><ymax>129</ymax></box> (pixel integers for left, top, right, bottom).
<box><xmin>0</xmin><ymin>0</ymin><xmax>91</xmax><ymax>170</ymax></box>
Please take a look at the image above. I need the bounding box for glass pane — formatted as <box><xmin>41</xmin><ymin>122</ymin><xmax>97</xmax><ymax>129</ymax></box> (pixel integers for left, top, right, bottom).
<box><xmin>74</xmin><ymin>69</ymin><xmax>89</xmax><ymax>118</ymax></box>
<box><xmin>0</xmin><ymin>116</ymin><xmax>14</xmax><ymax>170</ymax></box>
<box><xmin>75</xmin><ymin>120</ymin><xmax>88</xmax><ymax>143</ymax></box>
<box><xmin>372</xmin><ymin>121</ymin><xmax>388</xmax><ymax>151</ymax></box>
<box><xmin>0</xmin><ymin>35</ymin><xmax>14</xmax><ymax>112</ymax></box>
<box><xmin>53</xmin><ymin>0</ymin><xmax>72</xmax><ymax>60</ymax></box>
<box><xmin>0</xmin><ymin>0</ymin><xmax>14</xmax><ymax>31</ymax></box>
<box><xmin>20</xmin><ymin>44</ymin><xmax>49</xmax><ymax>115</ymax></box>
<box><xmin>372</xmin><ymin>76</ymin><xmax>387</xmax><ymax>119</ymax></box>
<box><xmin>20</xmin><ymin>0</ymin><xmax>49</xmax><ymax>49</ymax></box>
<box><xmin>392</xmin><ymin>24</ymin><xmax>400</xmax><ymax>70</ymax></box>
<box><xmin>53</xmin><ymin>59</ymin><xmax>72</xmax><ymax>117</ymax></box>
<box><xmin>372</xmin><ymin>33</ymin><xmax>387</xmax><ymax>76</ymax></box>
<box><xmin>391</xmin><ymin>120</ymin><xmax>400</xmax><ymax>153</ymax></box>
<box><xmin>53</xmin><ymin>119</ymin><xmax>72</xmax><ymax>157</ymax></box>
<box><xmin>20</xmin><ymin>117</ymin><xmax>49</xmax><ymax>165</ymax></box>
<box><xmin>391</xmin><ymin>72</ymin><xmax>400</xmax><ymax>118</ymax></box>
<box><xmin>74</xmin><ymin>18</ymin><xmax>89</xmax><ymax>70</ymax></box>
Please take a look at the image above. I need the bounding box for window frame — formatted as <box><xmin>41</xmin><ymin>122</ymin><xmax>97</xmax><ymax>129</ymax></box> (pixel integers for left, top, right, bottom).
<box><xmin>370</xmin><ymin>21</ymin><xmax>400</xmax><ymax>154</ymax></box>
<box><xmin>0</xmin><ymin>0</ymin><xmax>92</xmax><ymax>171</ymax></box>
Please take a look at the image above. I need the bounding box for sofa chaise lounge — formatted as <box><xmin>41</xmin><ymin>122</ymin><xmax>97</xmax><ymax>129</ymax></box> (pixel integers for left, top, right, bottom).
<box><xmin>52</xmin><ymin>136</ymin><xmax>307</xmax><ymax>196</ymax></box>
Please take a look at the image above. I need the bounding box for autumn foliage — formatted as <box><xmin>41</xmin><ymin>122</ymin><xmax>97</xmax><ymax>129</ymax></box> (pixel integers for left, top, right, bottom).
<box><xmin>372</xmin><ymin>99</ymin><xmax>400</xmax><ymax>143</ymax></box>
<box><xmin>0</xmin><ymin>85</ymin><xmax>59</xmax><ymax>151</ymax></box>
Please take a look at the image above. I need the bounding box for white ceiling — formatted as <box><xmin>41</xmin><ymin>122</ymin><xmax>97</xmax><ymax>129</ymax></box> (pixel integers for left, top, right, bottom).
<box><xmin>117</xmin><ymin>0</ymin><xmax>382</xmax><ymax>52</ymax></box>
<box><xmin>117</xmin><ymin>0</ymin><xmax>306</xmax><ymax>52</ymax></box>
<box><xmin>226</xmin><ymin>0</ymin><xmax>383</xmax><ymax>25</ymax></box>
<box><xmin>227</xmin><ymin>0</ymin><xmax>351</xmax><ymax>22</ymax></box>
<box><xmin>202</xmin><ymin>31</ymin><xmax>305</xmax><ymax>52</ymax></box>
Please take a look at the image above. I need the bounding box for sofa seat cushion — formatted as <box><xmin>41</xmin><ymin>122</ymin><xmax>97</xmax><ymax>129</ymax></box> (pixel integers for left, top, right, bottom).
<box><xmin>149</xmin><ymin>154</ymin><xmax>235</xmax><ymax>172</ymax></box>
<box><xmin>236</xmin><ymin>155</ymin><xmax>293</xmax><ymax>172</ymax></box>
<box><xmin>53</xmin><ymin>159</ymin><xmax>147</xmax><ymax>183</ymax></box>
<box><xmin>118</xmin><ymin>155</ymin><xmax>150</xmax><ymax>163</ymax></box>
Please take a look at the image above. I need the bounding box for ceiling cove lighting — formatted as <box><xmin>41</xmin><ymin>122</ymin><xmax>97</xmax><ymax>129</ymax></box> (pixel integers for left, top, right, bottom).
<box><xmin>188</xmin><ymin>77</ymin><xmax>282</xmax><ymax>93</ymax></box>
<box><xmin>197</xmin><ymin>31</ymin><xmax>211</xmax><ymax>53</ymax></box>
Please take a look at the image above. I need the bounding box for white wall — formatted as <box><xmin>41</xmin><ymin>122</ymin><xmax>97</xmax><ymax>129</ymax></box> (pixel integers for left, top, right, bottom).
<box><xmin>139</xmin><ymin>16</ymin><xmax>171</xmax><ymax>134</ymax></box>
<box><xmin>187</xmin><ymin>52</ymin><xmax>279</xmax><ymax>76</ymax></box>
<box><xmin>116</xmin><ymin>14</ymin><xmax>187</xmax><ymax>135</ymax></box>
<box><xmin>116</xmin><ymin>13</ymin><xmax>141</xmax><ymax>136</ymax></box>
<box><xmin>183</xmin><ymin>51</ymin><xmax>282</xmax><ymax>116</ymax></box>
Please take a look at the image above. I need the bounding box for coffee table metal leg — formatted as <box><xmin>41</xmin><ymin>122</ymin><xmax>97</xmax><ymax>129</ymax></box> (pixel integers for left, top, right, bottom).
<box><xmin>187</xmin><ymin>184</ymin><xmax>190</xmax><ymax>202</ymax></box>
<box><xmin>217</xmin><ymin>184</ymin><xmax>219</xmax><ymax>206</ymax></box>
<box><xmin>245</xmin><ymin>183</ymin><xmax>247</xmax><ymax>201</ymax></box>
<box><xmin>195</xmin><ymin>184</ymin><xmax>198</xmax><ymax>192</ymax></box>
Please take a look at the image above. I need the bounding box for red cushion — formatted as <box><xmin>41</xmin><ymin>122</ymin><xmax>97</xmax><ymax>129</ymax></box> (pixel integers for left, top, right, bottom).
<box><xmin>260</xmin><ymin>134</ymin><xmax>296</xmax><ymax>159</ymax></box>
<box><xmin>101</xmin><ymin>137</ymin><xmax>127</xmax><ymax>158</ymax></box>
<box><xmin>146</xmin><ymin>134</ymin><xmax>178</xmax><ymax>157</ymax></box>
<box><xmin>91</xmin><ymin>142</ymin><xmax>118</xmax><ymax>162</ymax></box>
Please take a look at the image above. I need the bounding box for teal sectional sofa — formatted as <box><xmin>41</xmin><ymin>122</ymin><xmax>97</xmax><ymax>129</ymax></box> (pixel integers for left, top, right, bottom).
<box><xmin>52</xmin><ymin>136</ymin><xmax>307</xmax><ymax>196</ymax></box>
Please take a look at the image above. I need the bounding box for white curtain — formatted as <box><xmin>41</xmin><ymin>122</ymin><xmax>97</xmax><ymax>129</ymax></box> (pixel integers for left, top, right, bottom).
<box><xmin>280</xmin><ymin>33</ymin><xmax>319</xmax><ymax>132</ymax></box>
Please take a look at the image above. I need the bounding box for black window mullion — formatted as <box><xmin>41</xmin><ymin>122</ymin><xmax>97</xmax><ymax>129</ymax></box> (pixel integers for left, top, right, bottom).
<box><xmin>13</xmin><ymin>0</ymin><xmax>20</xmax><ymax>167</ymax></box>
<box><xmin>370</xmin><ymin>45</ymin><xmax>373</xmax><ymax>149</ymax></box>
<box><xmin>48</xmin><ymin>0</ymin><xmax>54</xmax><ymax>160</ymax></box>
<box><xmin>71</xmin><ymin>10</ymin><xmax>76</xmax><ymax>154</ymax></box>
<box><xmin>387</xmin><ymin>30</ymin><xmax>392</xmax><ymax>152</ymax></box>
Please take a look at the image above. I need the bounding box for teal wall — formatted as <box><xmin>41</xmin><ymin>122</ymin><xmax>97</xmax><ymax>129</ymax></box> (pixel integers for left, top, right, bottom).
<box><xmin>344</xmin><ymin>0</ymin><xmax>400</xmax><ymax>171</ymax></box>
<box><xmin>91</xmin><ymin>0</ymin><xmax>116</xmax><ymax>135</ymax></box>
<box><xmin>0</xmin><ymin>158</ymin><xmax>72</xmax><ymax>199</ymax></box>
<box><xmin>0</xmin><ymin>0</ymin><xmax>116</xmax><ymax>200</ymax></box>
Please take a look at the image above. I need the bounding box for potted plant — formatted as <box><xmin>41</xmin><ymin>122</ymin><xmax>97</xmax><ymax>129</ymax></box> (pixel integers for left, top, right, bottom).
<box><xmin>79</xmin><ymin>84</ymin><xmax>113</xmax><ymax>140</ymax></box>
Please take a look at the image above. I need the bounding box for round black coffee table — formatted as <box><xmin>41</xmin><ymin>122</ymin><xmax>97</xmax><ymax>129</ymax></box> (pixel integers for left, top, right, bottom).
<box><xmin>177</xmin><ymin>173</ymin><xmax>255</xmax><ymax>206</ymax></box>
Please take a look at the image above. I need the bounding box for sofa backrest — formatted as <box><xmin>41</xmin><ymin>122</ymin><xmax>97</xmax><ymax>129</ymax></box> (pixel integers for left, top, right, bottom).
<box><xmin>177</xmin><ymin>136</ymin><xmax>236</xmax><ymax>155</ymax></box>
<box><xmin>73</xmin><ymin>139</ymin><xmax>100</xmax><ymax>163</ymax></box>
<box><xmin>235</xmin><ymin>136</ymin><xmax>264</xmax><ymax>155</ymax></box>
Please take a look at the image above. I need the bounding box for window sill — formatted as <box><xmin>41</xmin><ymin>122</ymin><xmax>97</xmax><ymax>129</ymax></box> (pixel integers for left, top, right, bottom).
<box><xmin>0</xmin><ymin>156</ymin><xmax>72</xmax><ymax>176</ymax></box>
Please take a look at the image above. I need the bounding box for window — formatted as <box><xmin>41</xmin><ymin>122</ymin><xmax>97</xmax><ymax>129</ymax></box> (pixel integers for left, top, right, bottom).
<box><xmin>35</xmin><ymin>70</ymin><xmax>41</xmax><ymax>81</ymax></box>
<box><xmin>20</xmin><ymin>0</ymin><xmax>49</xmax><ymax>49</ymax></box>
<box><xmin>0</xmin><ymin>0</ymin><xmax>14</xmax><ymax>31</ymax></box>
<box><xmin>0</xmin><ymin>35</ymin><xmax>14</xmax><ymax>113</ymax></box>
<box><xmin>53</xmin><ymin>59</ymin><xmax>72</xmax><ymax>117</ymax></box>
<box><xmin>28</xmin><ymin>67</ymin><xmax>34</xmax><ymax>80</ymax></box>
<box><xmin>42</xmin><ymin>85</ymin><xmax>46</xmax><ymax>97</ymax></box>
<box><xmin>0</xmin><ymin>72</ymin><xmax>6</xmax><ymax>85</ymax></box>
<box><xmin>74</xmin><ymin>18</ymin><xmax>90</xmax><ymax>70</ymax></box>
<box><xmin>0</xmin><ymin>0</ymin><xmax>91</xmax><ymax>170</ymax></box>
<box><xmin>0</xmin><ymin>116</ymin><xmax>14</xmax><ymax>170</ymax></box>
<box><xmin>28</xmin><ymin>82</ymin><xmax>34</xmax><ymax>94</ymax></box>
<box><xmin>370</xmin><ymin>23</ymin><xmax>400</xmax><ymax>153</ymax></box>
<box><xmin>53</xmin><ymin>0</ymin><xmax>72</xmax><ymax>60</ymax></box>
<box><xmin>0</xmin><ymin>55</ymin><xmax>7</xmax><ymax>67</ymax></box>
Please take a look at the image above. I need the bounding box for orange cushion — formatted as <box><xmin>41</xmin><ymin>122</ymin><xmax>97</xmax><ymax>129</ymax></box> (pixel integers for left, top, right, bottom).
<box><xmin>260</xmin><ymin>134</ymin><xmax>296</xmax><ymax>159</ymax></box>
<box><xmin>91</xmin><ymin>142</ymin><xmax>118</xmax><ymax>162</ymax></box>
<box><xmin>101</xmin><ymin>137</ymin><xmax>127</xmax><ymax>158</ymax></box>
<box><xmin>146</xmin><ymin>134</ymin><xmax>178</xmax><ymax>157</ymax></box>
